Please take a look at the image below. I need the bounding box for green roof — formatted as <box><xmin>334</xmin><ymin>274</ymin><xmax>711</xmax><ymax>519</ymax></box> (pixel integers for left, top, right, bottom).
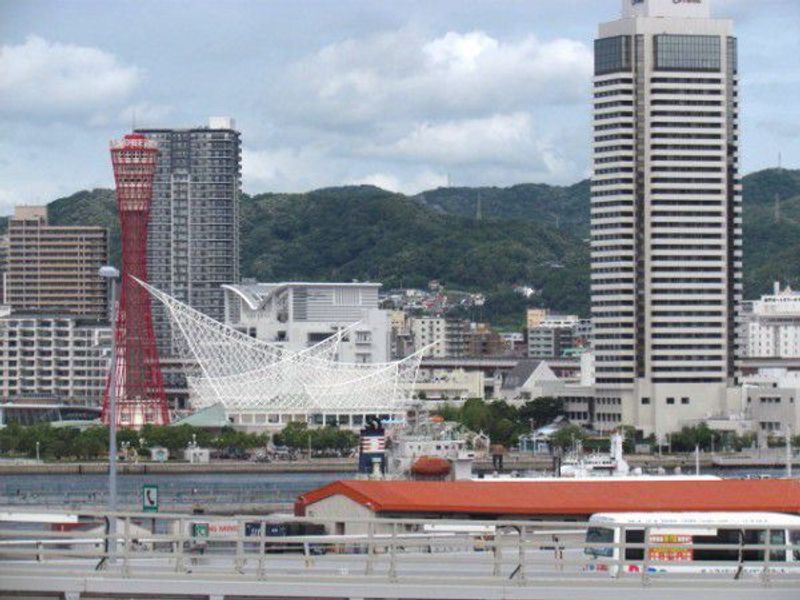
<box><xmin>170</xmin><ymin>403</ymin><xmax>230</xmax><ymax>428</ymax></box>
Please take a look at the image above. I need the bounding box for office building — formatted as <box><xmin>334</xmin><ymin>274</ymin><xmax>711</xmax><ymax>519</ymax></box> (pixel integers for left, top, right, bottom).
<box><xmin>591</xmin><ymin>0</ymin><xmax>742</xmax><ymax>435</ymax></box>
<box><xmin>5</xmin><ymin>206</ymin><xmax>108</xmax><ymax>318</ymax></box>
<box><xmin>0</xmin><ymin>312</ymin><xmax>111</xmax><ymax>404</ymax></box>
<box><xmin>222</xmin><ymin>281</ymin><xmax>391</xmax><ymax>363</ymax></box>
<box><xmin>136</xmin><ymin>117</ymin><xmax>241</xmax><ymax>355</ymax></box>
<box><xmin>744</xmin><ymin>282</ymin><xmax>800</xmax><ymax>358</ymax></box>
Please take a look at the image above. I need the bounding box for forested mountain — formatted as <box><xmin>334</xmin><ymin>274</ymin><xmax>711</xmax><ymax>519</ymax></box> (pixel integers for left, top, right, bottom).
<box><xmin>3</xmin><ymin>168</ymin><xmax>798</xmax><ymax>327</ymax></box>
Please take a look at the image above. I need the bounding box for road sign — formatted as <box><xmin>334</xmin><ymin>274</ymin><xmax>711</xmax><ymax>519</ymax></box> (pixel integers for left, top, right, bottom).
<box><xmin>142</xmin><ymin>484</ymin><xmax>159</xmax><ymax>513</ymax></box>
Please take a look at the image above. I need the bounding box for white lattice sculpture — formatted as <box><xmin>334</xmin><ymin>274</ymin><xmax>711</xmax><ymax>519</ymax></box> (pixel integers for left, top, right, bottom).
<box><xmin>137</xmin><ymin>278</ymin><xmax>424</xmax><ymax>412</ymax></box>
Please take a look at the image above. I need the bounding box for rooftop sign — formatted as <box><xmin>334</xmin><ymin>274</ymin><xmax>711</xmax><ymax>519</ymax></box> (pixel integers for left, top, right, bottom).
<box><xmin>622</xmin><ymin>0</ymin><xmax>711</xmax><ymax>19</ymax></box>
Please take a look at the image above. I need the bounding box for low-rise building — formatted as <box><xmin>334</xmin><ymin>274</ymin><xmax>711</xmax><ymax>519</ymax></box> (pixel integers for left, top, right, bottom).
<box><xmin>745</xmin><ymin>282</ymin><xmax>800</xmax><ymax>358</ymax></box>
<box><xmin>414</xmin><ymin>368</ymin><xmax>485</xmax><ymax>401</ymax></box>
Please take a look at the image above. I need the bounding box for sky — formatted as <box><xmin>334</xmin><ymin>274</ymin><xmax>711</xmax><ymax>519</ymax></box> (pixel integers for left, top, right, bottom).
<box><xmin>0</xmin><ymin>0</ymin><xmax>798</xmax><ymax>213</ymax></box>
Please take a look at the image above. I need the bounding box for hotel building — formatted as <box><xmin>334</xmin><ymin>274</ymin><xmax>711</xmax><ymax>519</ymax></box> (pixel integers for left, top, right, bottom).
<box><xmin>591</xmin><ymin>0</ymin><xmax>742</xmax><ymax>435</ymax></box>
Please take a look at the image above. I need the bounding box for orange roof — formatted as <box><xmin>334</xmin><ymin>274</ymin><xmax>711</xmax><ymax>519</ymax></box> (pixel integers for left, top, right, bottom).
<box><xmin>295</xmin><ymin>479</ymin><xmax>800</xmax><ymax>517</ymax></box>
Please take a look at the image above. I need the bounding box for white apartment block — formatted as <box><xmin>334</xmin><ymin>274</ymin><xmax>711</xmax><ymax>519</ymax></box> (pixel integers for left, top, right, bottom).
<box><xmin>0</xmin><ymin>313</ymin><xmax>111</xmax><ymax>404</ymax></box>
<box><xmin>591</xmin><ymin>0</ymin><xmax>742</xmax><ymax>436</ymax></box>
<box><xmin>745</xmin><ymin>283</ymin><xmax>800</xmax><ymax>358</ymax></box>
<box><xmin>410</xmin><ymin>317</ymin><xmax>469</xmax><ymax>357</ymax></box>
<box><xmin>222</xmin><ymin>281</ymin><xmax>391</xmax><ymax>363</ymax></box>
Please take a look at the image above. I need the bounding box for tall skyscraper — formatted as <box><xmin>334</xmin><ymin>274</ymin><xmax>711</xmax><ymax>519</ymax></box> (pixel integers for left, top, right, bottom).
<box><xmin>136</xmin><ymin>117</ymin><xmax>241</xmax><ymax>355</ymax></box>
<box><xmin>591</xmin><ymin>0</ymin><xmax>741</xmax><ymax>436</ymax></box>
<box><xmin>5</xmin><ymin>206</ymin><xmax>108</xmax><ymax>318</ymax></box>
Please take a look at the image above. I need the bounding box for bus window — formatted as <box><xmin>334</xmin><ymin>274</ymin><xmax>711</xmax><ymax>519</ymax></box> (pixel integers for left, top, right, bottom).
<box><xmin>742</xmin><ymin>530</ymin><xmax>766</xmax><ymax>562</ymax></box>
<box><xmin>769</xmin><ymin>529</ymin><xmax>786</xmax><ymax>563</ymax></box>
<box><xmin>585</xmin><ymin>527</ymin><xmax>614</xmax><ymax>558</ymax></box>
<box><xmin>625</xmin><ymin>529</ymin><xmax>644</xmax><ymax>561</ymax></box>
<box><xmin>791</xmin><ymin>530</ymin><xmax>800</xmax><ymax>561</ymax></box>
<box><xmin>693</xmin><ymin>529</ymin><xmax>739</xmax><ymax>562</ymax></box>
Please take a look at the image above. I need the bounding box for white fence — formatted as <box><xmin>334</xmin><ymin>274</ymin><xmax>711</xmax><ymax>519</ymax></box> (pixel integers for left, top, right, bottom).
<box><xmin>0</xmin><ymin>509</ymin><xmax>799</xmax><ymax>599</ymax></box>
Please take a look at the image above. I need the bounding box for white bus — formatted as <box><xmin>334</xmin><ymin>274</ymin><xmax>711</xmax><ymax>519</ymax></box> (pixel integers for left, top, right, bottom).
<box><xmin>584</xmin><ymin>512</ymin><xmax>800</xmax><ymax>576</ymax></box>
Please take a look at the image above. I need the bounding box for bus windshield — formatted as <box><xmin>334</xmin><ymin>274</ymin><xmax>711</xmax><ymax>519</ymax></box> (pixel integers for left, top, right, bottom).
<box><xmin>585</xmin><ymin>527</ymin><xmax>614</xmax><ymax>558</ymax></box>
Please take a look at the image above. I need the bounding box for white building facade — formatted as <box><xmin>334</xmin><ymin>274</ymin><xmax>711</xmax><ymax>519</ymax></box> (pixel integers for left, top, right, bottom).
<box><xmin>0</xmin><ymin>313</ymin><xmax>111</xmax><ymax>404</ymax></box>
<box><xmin>591</xmin><ymin>0</ymin><xmax>742</xmax><ymax>435</ymax></box>
<box><xmin>745</xmin><ymin>283</ymin><xmax>800</xmax><ymax>358</ymax></box>
<box><xmin>222</xmin><ymin>281</ymin><xmax>391</xmax><ymax>363</ymax></box>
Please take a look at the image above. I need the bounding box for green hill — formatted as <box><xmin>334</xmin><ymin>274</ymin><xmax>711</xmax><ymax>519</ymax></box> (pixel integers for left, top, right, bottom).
<box><xmin>4</xmin><ymin>167</ymin><xmax>798</xmax><ymax>328</ymax></box>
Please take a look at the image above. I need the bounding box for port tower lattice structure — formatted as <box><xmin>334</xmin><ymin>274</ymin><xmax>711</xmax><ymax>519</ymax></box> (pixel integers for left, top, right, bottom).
<box><xmin>138</xmin><ymin>278</ymin><xmax>426</xmax><ymax>413</ymax></box>
<box><xmin>102</xmin><ymin>134</ymin><xmax>169</xmax><ymax>428</ymax></box>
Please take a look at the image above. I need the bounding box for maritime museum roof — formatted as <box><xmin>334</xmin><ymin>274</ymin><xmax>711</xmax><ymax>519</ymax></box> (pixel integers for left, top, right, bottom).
<box><xmin>295</xmin><ymin>479</ymin><xmax>800</xmax><ymax>518</ymax></box>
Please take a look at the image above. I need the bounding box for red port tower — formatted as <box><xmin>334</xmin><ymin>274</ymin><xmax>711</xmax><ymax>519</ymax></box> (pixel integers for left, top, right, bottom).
<box><xmin>102</xmin><ymin>133</ymin><xmax>169</xmax><ymax>428</ymax></box>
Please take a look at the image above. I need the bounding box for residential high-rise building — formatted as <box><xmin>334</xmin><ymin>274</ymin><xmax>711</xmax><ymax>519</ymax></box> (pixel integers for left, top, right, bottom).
<box><xmin>0</xmin><ymin>234</ymin><xmax>8</xmax><ymax>305</ymax></box>
<box><xmin>5</xmin><ymin>206</ymin><xmax>108</xmax><ymax>318</ymax></box>
<box><xmin>591</xmin><ymin>0</ymin><xmax>742</xmax><ymax>435</ymax></box>
<box><xmin>136</xmin><ymin>117</ymin><xmax>241</xmax><ymax>355</ymax></box>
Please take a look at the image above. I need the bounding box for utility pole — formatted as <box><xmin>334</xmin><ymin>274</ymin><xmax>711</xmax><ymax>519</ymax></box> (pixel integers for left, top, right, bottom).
<box><xmin>99</xmin><ymin>265</ymin><xmax>120</xmax><ymax>561</ymax></box>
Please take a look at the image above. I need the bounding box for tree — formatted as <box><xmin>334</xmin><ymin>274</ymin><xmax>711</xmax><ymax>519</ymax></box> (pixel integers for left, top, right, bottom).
<box><xmin>550</xmin><ymin>425</ymin><xmax>587</xmax><ymax>452</ymax></box>
<box><xmin>519</xmin><ymin>397</ymin><xmax>565</xmax><ymax>429</ymax></box>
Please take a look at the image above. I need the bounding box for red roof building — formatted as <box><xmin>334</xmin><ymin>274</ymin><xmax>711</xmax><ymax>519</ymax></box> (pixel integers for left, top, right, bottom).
<box><xmin>295</xmin><ymin>479</ymin><xmax>800</xmax><ymax>521</ymax></box>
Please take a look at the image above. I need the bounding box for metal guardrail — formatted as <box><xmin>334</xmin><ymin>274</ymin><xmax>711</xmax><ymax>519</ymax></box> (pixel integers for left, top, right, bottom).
<box><xmin>1</xmin><ymin>509</ymin><xmax>799</xmax><ymax>599</ymax></box>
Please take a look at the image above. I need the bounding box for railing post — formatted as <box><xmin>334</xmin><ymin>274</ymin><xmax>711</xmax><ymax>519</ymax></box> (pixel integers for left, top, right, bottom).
<box><xmin>616</xmin><ymin>526</ymin><xmax>625</xmax><ymax>579</ymax></box>
<box><xmin>365</xmin><ymin>521</ymin><xmax>374</xmax><ymax>576</ymax></box>
<box><xmin>388</xmin><ymin>522</ymin><xmax>398</xmax><ymax>581</ymax></box>
<box><xmin>493</xmin><ymin>528</ymin><xmax>502</xmax><ymax>577</ymax></box>
<box><xmin>257</xmin><ymin>519</ymin><xmax>266</xmax><ymax>580</ymax></box>
<box><xmin>516</xmin><ymin>525</ymin><xmax>526</xmax><ymax>582</ymax></box>
<box><xmin>235</xmin><ymin>518</ymin><xmax>245</xmax><ymax>574</ymax></box>
<box><xmin>762</xmin><ymin>531</ymin><xmax>772</xmax><ymax>586</ymax></box>
<box><xmin>122</xmin><ymin>516</ymin><xmax>131</xmax><ymax>577</ymax></box>
<box><xmin>641</xmin><ymin>526</ymin><xmax>651</xmax><ymax>586</ymax></box>
<box><xmin>175</xmin><ymin>517</ymin><xmax>185</xmax><ymax>573</ymax></box>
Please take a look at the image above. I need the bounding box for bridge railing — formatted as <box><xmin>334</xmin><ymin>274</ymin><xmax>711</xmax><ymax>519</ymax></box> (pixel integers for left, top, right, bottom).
<box><xmin>1</xmin><ymin>509</ymin><xmax>800</xmax><ymax>589</ymax></box>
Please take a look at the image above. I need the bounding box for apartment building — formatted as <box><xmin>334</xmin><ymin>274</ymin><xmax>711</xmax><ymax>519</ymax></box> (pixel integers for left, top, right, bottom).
<box><xmin>0</xmin><ymin>313</ymin><xmax>111</xmax><ymax>404</ymax></box>
<box><xmin>137</xmin><ymin>117</ymin><xmax>241</xmax><ymax>355</ymax></box>
<box><xmin>591</xmin><ymin>0</ymin><xmax>742</xmax><ymax>435</ymax></box>
<box><xmin>4</xmin><ymin>206</ymin><xmax>108</xmax><ymax>318</ymax></box>
<box><xmin>410</xmin><ymin>317</ymin><xmax>469</xmax><ymax>357</ymax></box>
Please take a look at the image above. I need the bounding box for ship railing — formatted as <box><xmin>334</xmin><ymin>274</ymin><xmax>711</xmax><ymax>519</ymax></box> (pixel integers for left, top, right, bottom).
<box><xmin>1</xmin><ymin>509</ymin><xmax>799</xmax><ymax>589</ymax></box>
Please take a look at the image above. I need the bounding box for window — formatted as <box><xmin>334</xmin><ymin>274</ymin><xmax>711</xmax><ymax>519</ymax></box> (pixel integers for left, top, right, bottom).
<box><xmin>655</xmin><ymin>35</ymin><xmax>721</xmax><ymax>72</ymax></box>
<box><xmin>666</xmin><ymin>397</ymin><xmax>675</xmax><ymax>405</ymax></box>
<box><xmin>681</xmin><ymin>397</ymin><xmax>690</xmax><ymax>405</ymax></box>
<box><xmin>641</xmin><ymin>397</ymin><xmax>651</xmax><ymax>405</ymax></box>
<box><xmin>624</xmin><ymin>529</ymin><xmax>645</xmax><ymax>561</ymax></box>
<box><xmin>595</xmin><ymin>36</ymin><xmax>632</xmax><ymax>75</ymax></box>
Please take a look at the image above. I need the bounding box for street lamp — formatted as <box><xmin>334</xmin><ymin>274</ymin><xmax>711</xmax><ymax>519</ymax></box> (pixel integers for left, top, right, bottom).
<box><xmin>99</xmin><ymin>265</ymin><xmax>120</xmax><ymax>558</ymax></box>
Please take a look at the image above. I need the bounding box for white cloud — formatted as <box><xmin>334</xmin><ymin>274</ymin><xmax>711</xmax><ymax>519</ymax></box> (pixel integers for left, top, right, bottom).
<box><xmin>351</xmin><ymin>170</ymin><xmax>448</xmax><ymax>194</ymax></box>
<box><xmin>276</xmin><ymin>29</ymin><xmax>592</xmax><ymax>126</ymax></box>
<box><xmin>0</xmin><ymin>36</ymin><xmax>141</xmax><ymax>117</ymax></box>
<box><xmin>376</xmin><ymin>112</ymin><xmax>538</xmax><ymax>166</ymax></box>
